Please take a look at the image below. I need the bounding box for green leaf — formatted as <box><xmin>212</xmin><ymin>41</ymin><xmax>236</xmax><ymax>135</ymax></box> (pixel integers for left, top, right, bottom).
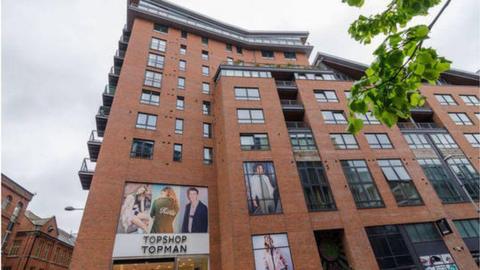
<box><xmin>414</xmin><ymin>64</ymin><xmax>425</xmax><ymax>75</ymax></box>
<box><xmin>409</xmin><ymin>92</ymin><xmax>423</xmax><ymax>107</ymax></box>
<box><xmin>342</xmin><ymin>0</ymin><xmax>365</xmax><ymax>7</ymax></box>
<box><xmin>414</xmin><ymin>25</ymin><xmax>429</xmax><ymax>38</ymax></box>
<box><xmin>365</xmin><ymin>67</ymin><xmax>375</xmax><ymax>77</ymax></box>
<box><xmin>350</xmin><ymin>99</ymin><xmax>368</xmax><ymax>113</ymax></box>
<box><xmin>347</xmin><ymin>118</ymin><xmax>364</xmax><ymax>134</ymax></box>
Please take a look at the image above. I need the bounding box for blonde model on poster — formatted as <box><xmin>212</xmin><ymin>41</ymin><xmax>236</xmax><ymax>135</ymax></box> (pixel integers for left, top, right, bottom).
<box><xmin>120</xmin><ymin>185</ymin><xmax>151</xmax><ymax>233</ymax></box>
<box><xmin>263</xmin><ymin>235</ymin><xmax>289</xmax><ymax>270</ymax></box>
<box><xmin>150</xmin><ymin>186</ymin><xmax>179</xmax><ymax>233</ymax></box>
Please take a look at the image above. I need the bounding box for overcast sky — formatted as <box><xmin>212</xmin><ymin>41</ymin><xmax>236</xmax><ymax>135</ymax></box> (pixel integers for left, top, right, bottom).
<box><xmin>2</xmin><ymin>0</ymin><xmax>479</xmax><ymax>233</ymax></box>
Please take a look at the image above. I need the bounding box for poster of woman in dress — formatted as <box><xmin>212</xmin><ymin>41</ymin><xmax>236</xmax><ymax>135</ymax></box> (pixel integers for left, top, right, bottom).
<box><xmin>252</xmin><ymin>233</ymin><xmax>294</xmax><ymax>270</ymax></box>
<box><xmin>244</xmin><ymin>162</ymin><xmax>282</xmax><ymax>215</ymax></box>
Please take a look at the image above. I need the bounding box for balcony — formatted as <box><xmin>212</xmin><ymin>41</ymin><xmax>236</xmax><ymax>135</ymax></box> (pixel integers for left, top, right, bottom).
<box><xmin>78</xmin><ymin>158</ymin><xmax>96</xmax><ymax>190</ymax></box>
<box><xmin>114</xmin><ymin>49</ymin><xmax>126</xmax><ymax>66</ymax></box>
<box><xmin>87</xmin><ymin>130</ymin><xmax>103</xmax><ymax>161</ymax></box>
<box><xmin>96</xmin><ymin>106</ymin><xmax>110</xmax><ymax>137</ymax></box>
<box><xmin>109</xmin><ymin>66</ymin><xmax>121</xmax><ymax>85</ymax></box>
<box><xmin>119</xmin><ymin>34</ymin><xmax>130</xmax><ymax>50</ymax></box>
<box><xmin>397</xmin><ymin>122</ymin><xmax>445</xmax><ymax>132</ymax></box>
<box><xmin>410</xmin><ymin>105</ymin><xmax>433</xmax><ymax>116</ymax></box>
<box><xmin>102</xmin><ymin>84</ymin><xmax>116</xmax><ymax>107</ymax></box>
<box><xmin>276</xmin><ymin>80</ymin><xmax>297</xmax><ymax>89</ymax></box>
<box><xmin>281</xmin><ymin>99</ymin><xmax>304</xmax><ymax>110</ymax></box>
<box><xmin>285</xmin><ymin>121</ymin><xmax>310</xmax><ymax>130</ymax></box>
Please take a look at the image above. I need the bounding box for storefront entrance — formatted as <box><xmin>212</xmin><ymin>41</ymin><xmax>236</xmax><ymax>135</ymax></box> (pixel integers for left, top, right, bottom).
<box><xmin>113</xmin><ymin>256</ymin><xmax>208</xmax><ymax>270</ymax></box>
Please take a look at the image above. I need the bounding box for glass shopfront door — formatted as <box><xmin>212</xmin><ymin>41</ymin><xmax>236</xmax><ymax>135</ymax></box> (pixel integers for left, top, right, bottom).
<box><xmin>113</xmin><ymin>256</ymin><xmax>208</xmax><ymax>270</ymax></box>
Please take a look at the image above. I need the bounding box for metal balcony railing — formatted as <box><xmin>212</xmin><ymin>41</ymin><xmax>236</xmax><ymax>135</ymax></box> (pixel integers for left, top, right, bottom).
<box><xmin>80</xmin><ymin>158</ymin><xmax>96</xmax><ymax>174</ymax></box>
<box><xmin>120</xmin><ymin>34</ymin><xmax>130</xmax><ymax>43</ymax></box>
<box><xmin>97</xmin><ymin>106</ymin><xmax>111</xmax><ymax>117</ymax></box>
<box><xmin>280</xmin><ymin>99</ymin><xmax>302</xmax><ymax>106</ymax></box>
<box><xmin>115</xmin><ymin>49</ymin><xmax>126</xmax><ymax>59</ymax></box>
<box><xmin>104</xmin><ymin>84</ymin><xmax>116</xmax><ymax>96</ymax></box>
<box><xmin>285</xmin><ymin>121</ymin><xmax>310</xmax><ymax>129</ymax></box>
<box><xmin>88</xmin><ymin>130</ymin><xmax>103</xmax><ymax>144</ymax></box>
<box><xmin>110</xmin><ymin>66</ymin><xmax>121</xmax><ymax>76</ymax></box>
<box><xmin>410</xmin><ymin>105</ymin><xmax>433</xmax><ymax>113</ymax></box>
<box><xmin>397</xmin><ymin>122</ymin><xmax>441</xmax><ymax>129</ymax></box>
<box><xmin>276</xmin><ymin>80</ymin><xmax>297</xmax><ymax>88</ymax></box>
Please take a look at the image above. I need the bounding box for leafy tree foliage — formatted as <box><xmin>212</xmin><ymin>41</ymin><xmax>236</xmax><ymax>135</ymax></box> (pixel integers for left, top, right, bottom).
<box><xmin>342</xmin><ymin>0</ymin><xmax>452</xmax><ymax>133</ymax></box>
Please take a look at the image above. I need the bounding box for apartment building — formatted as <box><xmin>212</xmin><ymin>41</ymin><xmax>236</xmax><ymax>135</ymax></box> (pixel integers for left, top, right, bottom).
<box><xmin>71</xmin><ymin>0</ymin><xmax>480</xmax><ymax>269</ymax></box>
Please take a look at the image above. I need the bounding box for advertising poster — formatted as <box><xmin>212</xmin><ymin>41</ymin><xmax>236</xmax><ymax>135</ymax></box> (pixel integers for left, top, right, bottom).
<box><xmin>252</xmin><ymin>233</ymin><xmax>294</xmax><ymax>270</ymax></box>
<box><xmin>113</xmin><ymin>183</ymin><xmax>209</xmax><ymax>258</ymax></box>
<box><xmin>419</xmin><ymin>253</ymin><xmax>458</xmax><ymax>270</ymax></box>
<box><xmin>243</xmin><ymin>162</ymin><xmax>282</xmax><ymax>215</ymax></box>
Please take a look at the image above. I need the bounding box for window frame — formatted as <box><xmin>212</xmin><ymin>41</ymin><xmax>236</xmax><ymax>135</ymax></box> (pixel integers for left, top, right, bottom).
<box><xmin>341</xmin><ymin>160</ymin><xmax>385</xmax><ymax>208</ymax></box>
<box><xmin>449</xmin><ymin>112</ymin><xmax>473</xmax><ymax>125</ymax></box>
<box><xmin>460</xmin><ymin>95</ymin><xmax>480</xmax><ymax>106</ymax></box>
<box><xmin>378</xmin><ymin>159</ymin><xmax>423</xmax><ymax>206</ymax></box>
<box><xmin>464</xmin><ymin>133</ymin><xmax>480</xmax><ymax>148</ymax></box>
<box><xmin>203</xmin><ymin>147</ymin><xmax>213</xmax><ymax>164</ymax></box>
<box><xmin>150</xmin><ymin>37</ymin><xmax>166</xmax><ymax>52</ymax></box>
<box><xmin>177</xmin><ymin>77</ymin><xmax>185</xmax><ymax>89</ymax></box>
<box><xmin>435</xmin><ymin>94</ymin><xmax>457</xmax><ymax>105</ymax></box>
<box><xmin>202</xmin><ymin>65</ymin><xmax>209</xmax><ymax>76</ymax></box>
<box><xmin>130</xmin><ymin>139</ymin><xmax>155</xmax><ymax>159</ymax></box>
<box><xmin>175</xmin><ymin>118</ymin><xmax>184</xmax><ymax>134</ymax></box>
<box><xmin>365</xmin><ymin>133</ymin><xmax>393</xmax><ymax>149</ymax></box>
<box><xmin>173</xmin><ymin>144</ymin><xmax>182</xmax><ymax>162</ymax></box>
<box><xmin>147</xmin><ymin>53</ymin><xmax>165</xmax><ymax>69</ymax></box>
<box><xmin>240</xmin><ymin>133</ymin><xmax>270</xmax><ymax>151</ymax></box>
<box><xmin>140</xmin><ymin>90</ymin><xmax>160</xmax><ymax>106</ymax></box>
<box><xmin>234</xmin><ymin>87</ymin><xmax>260</xmax><ymax>101</ymax></box>
<box><xmin>203</xmin><ymin>123</ymin><xmax>212</xmax><ymax>138</ymax></box>
<box><xmin>136</xmin><ymin>112</ymin><xmax>157</xmax><ymax>130</ymax></box>
<box><xmin>314</xmin><ymin>90</ymin><xmax>338</xmax><ymax>103</ymax></box>
<box><xmin>322</xmin><ymin>111</ymin><xmax>347</xmax><ymax>124</ymax></box>
<box><xmin>144</xmin><ymin>70</ymin><xmax>162</xmax><ymax>88</ymax></box>
<box><xmin>330</xmin><ymin>133</ymin><xmax>359</xmax><ymax>149</ymax></box>
<box><xmin>176</xmin><ymin>96</ymin><xmax>185</xmax><ymax>110</ymax></box>
<box><xmin>297</xmin><ymin>161</ymin><xmax>336</xmax><ymax>211</ymax></box>
<box><xmin>237</xmin><ymin>109</ymin><xmax>265</xmax><ymax>124</ymax></box>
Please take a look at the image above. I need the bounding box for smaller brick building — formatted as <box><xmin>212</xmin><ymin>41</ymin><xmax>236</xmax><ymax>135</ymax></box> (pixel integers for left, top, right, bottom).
<box><xmin>1</xmin><ymin>174</ymin><xmax>75</xmax><ymax>270</ymax></box>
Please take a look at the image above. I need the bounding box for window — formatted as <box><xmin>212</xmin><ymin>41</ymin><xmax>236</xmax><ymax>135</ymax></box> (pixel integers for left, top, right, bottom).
<box><xmin>150</xmin><ymin>38</ymin><xmax>166</xmax><ymax>52</ymax></box>
<box><xmin>284</xmin><ymin>51</ymin><xmax>296</xmax><ymax>59</ymax></box>
<box><xmin>237</xmin><ymin>109</ymin><xmax>264</xmax><ymax>124</ymax></box>
<box><xmin>144</xmin><ymin>71</ymin><xmax>162</xmax><ymax>88</ymax></box>
<box><xmin>177</xmin><ymin>77</ymin><xmax>185</xmax><ymax>89</ymax></box>
<box><xmin>297</xmin><ymin>161</ymin><xmax>335</xmax><ymax>210</ymax></box>
<box><xmin>418</xmin><ymin>159</ymin><xmax>465</xmax><ymax>203</ymax></box>
<box><xmin>202</xmin><ymin>66</ymin><xmax>209</xmax><ymax>76</ymax></box>
<box><xmin>153</xmin><ymin>23</ymin><xmax>168</xmax><ymax>33</ymax></box>
<box><xmin>140</xmin><ymin>90</ymin><xmax>160</xmax><ymax>105</ymax></box>
<box><xmin>203</xmin><ymin>123</ymin><xmax>212</xmax><ymax>138</ymax></box>
<box><xmin>314</xmin><ymin>90</ymin><xmax>338</xmax><ymax>103</ymax></box>
<box><xmin>236</xmin><ymin>47</ymin><xmax>243</xmax><ymax>54</ymax></box>
<box><xmin>449</xmin><ymin>112</ymin><xmax>472</xmax><ymax>125</ymax></box>
<box><xmin>341</xmin><ymin>160</ymin><xmax>384</xmax><ymax>208</ymax></box>
<box><xmin>179</xmin><ymin>60</ymin><xmax>186</xmax><ymax>71</ymax></box>
<box><xmin>226</xmin><ymin>43</ymin><xmax>232</xmax><ymax>51</ymax></box>
<box><xmin>430</xmin><ymin>133</ymin><xmax>458</xmax><ymax>148</ymax></box>
<box><xmin>453</xmin><ymin>219</ymin><xmax>480</xmax><ymax>238</ymax></box>
<box><xmin>227</xmin><ymin>57</ymin><xmax>234</xmax><ymax>65</ymax></box>
<box><xmin>201</xmin><ymin>37</ymin><xmax>208</xmax><ymax>45</ymax></box>
<box><xmin>366</xmin><ymin>133</ymin><xmax>393</xmax><ymax>149</ymax></box>
<box><xmin>179</xmin><ymin>44</ymin><xmax>186</xmax><ymax>55</ymax></box>
<box><xmin>465</xmin><ymin>133</ymin><xmax>480</xmax><ymax>147</ymax></box>
<box><xmin>290</xmin><ymin>132</ymin><xmax>317</xmax><ymax>151</ymax></box>
<box><xmin>460</xmin><ymin>95</ymin><xmax>480</xmax><ymax>106</ymax></box>
<box><xmin>403</xmin><ymin>133</ymin><xmax>431</xmax><ymax>149</ymax></box>
<box><xmin>378</xmin><ymin>159</ymin><xmax>422</xmax><ymax>206</ymax></box>
<box><xmin>261</xmin><ymin>50</ymin><xmax>274</xmax><ymax>58</ymax></box>
<box><xmin>358</xmin><ymin>112</ymin><xmax>381</xmax><ymax>124</ymax></box>
<box><xmin>243</xmin><ymin>162</ymin><xmax>282</xmax><ymax>214</ymax></box>
<box><xmin>9</xmin><ymin>240</ymin><xmax>22</xmax><ymax>256</ymax></box>
<box><xmin>240</xmin><ymin>133</ymin><xmax>270</xmax><ymax>150</ymax></box>
<box><xmin>147</xmin><ymin>53</ymin><xmax>165</xmax><ymax>69</ymax></box>
<box><xmin>202</xmin><ymin>101</ymin><xmax>211</xmax><ymax>115</ymax></box>
<box><xmin>181</xmin><ymin>30</ymin><xmax>187</xmax><ymax>38</ymax></box>
<box><xmin>252</xmin><ymin>234</ymin><xmax>293</xmax><ymax>268</ymax></box>
<box><xmin>176</xmin><ymin>96</ymin><xmax>184</xmax><ymax>110</ymax></box>
<box><xmin>366</xmin><ymin>226</ymin><xmax>416</xmax><ymax>270</ymax></box>
<box><xmin>404</xmin><ymin>223</ymin><xmax>441</xmax><ymax>243</ymax></box>
<box><xmin>322</xmin><ymin>111</ymin><xmax>347</xmax><ymax>124</ymax></box>
<box><xmin>234</xmin><ymin>87</ymin><xmax>260</xmax><ymax>100</ymax></box>
<box><xmin>130</xmin><ymin>139</ymin><xmax>154</xmax><ymax>159</ymax></box>
<box><xmin>446</xmin><ymin>158</ymin><xmax>480</xmax><ymax>200</ymax></box>
<box><xmin>202</xmin><ymin>82</ymin><xmax>210</xmax><ymax>94</ymax></box>
<box><xmin>136</xmin><ymin>113</ymin><xmax>157</xmax><ymax>130</ymax></box>
<box><xmin>173</xmin><ymin>144</ymin><xmax>182</xmax><ymax>162</ymax></box>
<box><xmin>435</xmin><ymin>94</ymin><xmax>457</xmax><ymax>105</ymax></box>
<box><xmin>322</xmin><ymin>74</ymin><xmax>336</xmax><ymax>80</ymax></box>
<box><xmin>203</xmin><ymin>147</ymin><xmax>212</xmax><ymax>164</ymax></box>
<box><xmin>221</xmin><ymin>69</ymin><xmax>272</xmax><ymax>78</ymax></box>
<box><xmin>330</xmin><ymin>133</ymin><xmax>359</xmax><ymax>149</ymax></box>
<box><xmin>201</xmin><ymin>50</ymin><xmax>209</xmax><ymax>60</ymax></box>
<box><xmin>175</xmin><ymin>119</ymin><xmax>184</xmax><ymax>134</ymax></box>
<box><xmin>2</xmin><ymin>195</ymin><xmax>12</xmax><ymax>210</ymax></box>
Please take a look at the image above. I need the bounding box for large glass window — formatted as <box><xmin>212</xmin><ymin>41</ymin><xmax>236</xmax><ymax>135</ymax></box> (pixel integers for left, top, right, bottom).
<box><xmin>358</xmin><ymin>112</ymin><xmax>381</xmax><ymax>124</ymax></box>
<box><xmin>435</xmin><ymin>94</ymin><xmax>457</xmax><ymax>105</ymax></box>
<box><xmin>366</xmin><ymin>225</ymin><xmax>416</xmax><ymax>270</ymax></box>
<box><xmin>130</xmin><ymin>139</ymin><xmax>154</xmax><ymax>159</ymax></box>
<box><xmin>144</xmin><ymin>71</ymin><xmax>162</xmax><ymax>88</ymax></box>
<box><xmin>449</xmin><ymin>112</ymin><xmax>473</xmax><ymax>125</ymax></box>
<box><xmin>341</xmin><ymin>160</ymin><xmax>384</xmax><ymax>208</ymax></box>
<box><xmin>175</xmin><ymin>118</ymin><xmax>184</xmax><ymax>134</ymax></box>
<box><xmin>136</xmin><ymin>113</ymin><xmax>157</xmax><ymax>130</ymax></box>
<box><xmin>430</xmin><ymin>133</ymin><xmax>458</xmax><ymax>148</ymax></box>
<box><xmin>322</xmin><ymin>111</ymin><xmax>347</xmax><ymax>124</ymax></box>
<box><xmin>284</xmin><ymin>51</ymin><xmax>296</xmax><ymax>59</ymax></box>
<box><xmin>460</xmin><ymin>95</ymin><xmax>480</xmax><ymax>106</ymax></box>
<box><xmin>404</xmin><ymin>223</ymin><xmax>441</xmax><ymax>243</ymax></box>
<box><xmin>446</xmin><ymin>158</ymin><xmax>480</xmax><ymax>200</ymax></box>
<box><xmin>240</xmin><ymin>133</ymin><xmax>270</xmax><ymax>151</ymax></box>
<box><xmin>314</xmin><ymin>90</ymin><xmax>338</xmax><ymax>103</ymax></box>
<box><xmin>140</xmin><ymin>90</ymin><xmax>160</xmax><ymax>105</ymax></box>
<box><xmin>261</xmin><ymin>50</ymin><xmax>274</xmax><ymax>58</ymax></box>
<box><xmin>235</xmin><ymin>87</ymin><xmax>260</xmax><ymax>100</ymax></box>
<box><xmin>366</xmin><ymin>133</ymin><xmax>393</xmax><ymax>149</ymax></box>
<box><xmin>330</xmin><ymin>133</ymin><xmax>359</xmax><ymax>149</ymax></box>
<box><xmin>453</xmin><ymin>219</ymin><xmax>480</xmax><ymax>238</ymax></box>
<box><xmin>150</xmin><ymin>38</ymin><xmax>166</xmax><ymax>52</ymax></box>
<box><xmin>403</xmin><ymin>133</ymin><xmax>431</xmax><ymax>149</ymax></box>
<box><xmin>237</xmin><ymin>109</ymin><xmax>265</xmax><ymax>124</ymax></box>
<box><xmin>297</xmin><ymin>161</ymin><xmax>335</xmax><ymax>210</ymax></box>
<box><xmin>9</xmin><ymin>240</ymin><xmax>22</xmax><ymax>256</ymax></box>
<box><xmin>147</xmin><ymin>53</ymin><xmax>165</xmax><ymax>69</ymax></box>
<box><xmin>378</xmin><ymin>159</ymin><xmax>422</xmax><ymax>206</ymax></box>
<box><xmin>464</xmin><ymin>133</ymin><xmax>480</xmax><ymax>148</ymax></box>
<box><xmin>417</xmin><ymin>159</ymin><xmax>465</xmax><ymax>203</ymax></box>
<box><xmin>252</xmin><ymin>234</ymin><xmax>293</xmax><ymax>270</ymax></box>
<box><xmin>243</xmin><ymin>162</ymin><xmax>282</xmax><ymax>215</ymax></box>
<box><xmin>153</xmin><ymin>23</ymin><xmax>168</xmax><ymax>33</ymax></box>
<box><xmin>289</xmin><ymin>132</ymin><xmax>317</xmax><ymax>151</ymax></box>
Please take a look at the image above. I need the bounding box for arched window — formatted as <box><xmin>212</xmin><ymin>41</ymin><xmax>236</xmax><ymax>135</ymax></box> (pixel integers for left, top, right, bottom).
<box><xmin>1</xmin><ymin>195</ymin><xmax>12</xmax><ymax>210</ymax></box>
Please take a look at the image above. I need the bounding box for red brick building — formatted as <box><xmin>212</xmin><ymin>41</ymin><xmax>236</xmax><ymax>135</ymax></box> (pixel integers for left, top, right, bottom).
<box><xmin>1</xmin><ymin>175</ymin><xmax>75</xmax><ymax>270</ymax></box>
<box><xmin>71</xmin><ymin>1</ymin><xmax>480</xmax><ymax>269</ymax></box>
